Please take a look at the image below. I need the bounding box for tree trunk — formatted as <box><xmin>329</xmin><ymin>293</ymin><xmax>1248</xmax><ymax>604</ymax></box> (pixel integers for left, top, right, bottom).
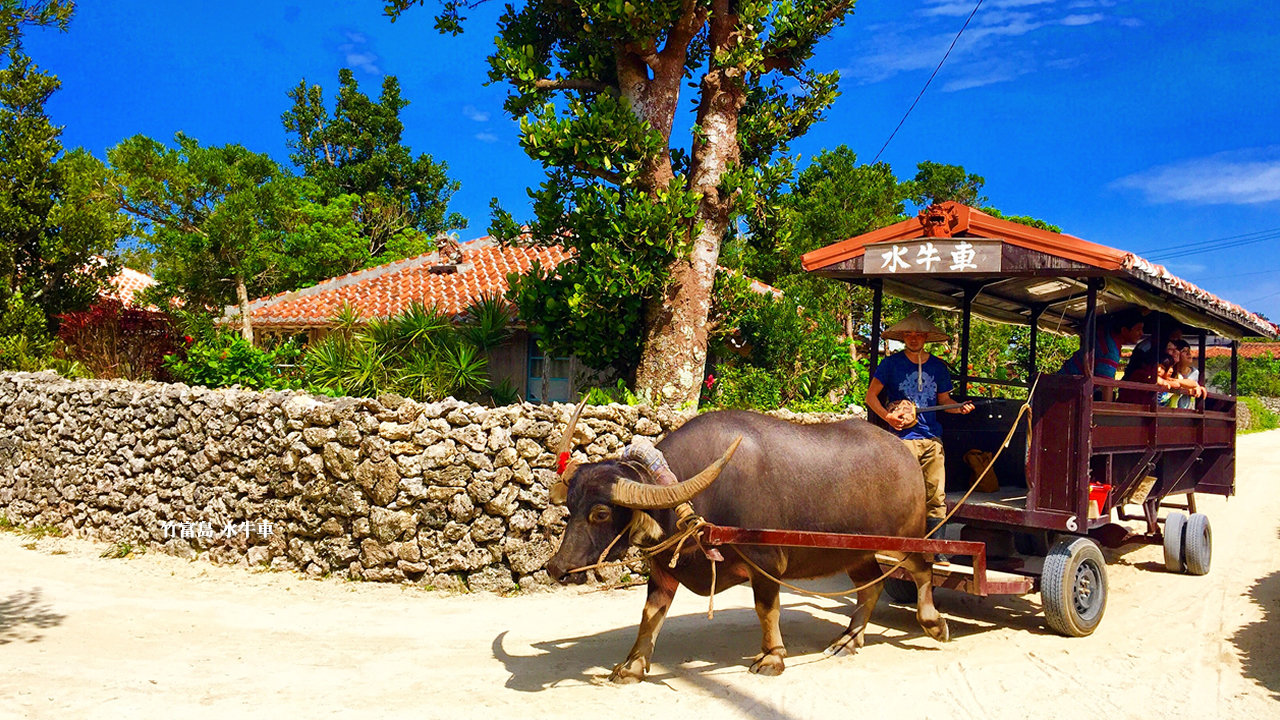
<box><xmin>634</xmin><ymin>7</ymin><xmax>745</xmax><ymax>408</ymax></box>
<box><xmin>235</xmin><ymin>274</ymin><xmax>254</xmax><ymax>344</ymax></box>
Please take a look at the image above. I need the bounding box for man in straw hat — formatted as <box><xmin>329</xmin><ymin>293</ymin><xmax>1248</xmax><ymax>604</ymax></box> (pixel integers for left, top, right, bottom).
<box><xmin>864</xmin><ymin>311</ymin><xmax>973</xmax><ymax>558</ymax></box>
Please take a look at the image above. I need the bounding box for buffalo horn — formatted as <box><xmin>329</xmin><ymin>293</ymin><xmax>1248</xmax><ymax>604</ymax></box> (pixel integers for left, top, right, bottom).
<box><xmin>548</xmin><ymin>398</ymin><xmax>588</xmax><ymax>504</ymax></box>
<box><xmin>611</xmin><ymin>435</ymin><xmax>743</xmax><ymax>509</ymax></box>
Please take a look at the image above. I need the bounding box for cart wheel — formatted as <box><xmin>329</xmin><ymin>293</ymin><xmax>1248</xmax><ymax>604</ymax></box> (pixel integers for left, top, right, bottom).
<box><xmin>1183</xmin><ymin>513</ymin><xmax>1212</xmax><ymax>576</ymax></box>
<box><xmin>1163</xmin><ymin>511</ymin><xmax>1187</xmax><ymax>573</ymax></box>
<box><xmin>882</xmin><ymin>578</ymin><xmax>917</xmax><ymax>604</ymax></box>
<box><xmin>1042</xmin><ymin>536</ymin><xmax>1108</xmax><ymax>637</ymax></box>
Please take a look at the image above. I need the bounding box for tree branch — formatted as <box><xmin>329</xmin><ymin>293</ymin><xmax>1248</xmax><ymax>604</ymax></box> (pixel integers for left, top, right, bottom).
<box><xmin>659</xmin><ymin>0</ymin><xmax>707</xmax><ymax>72</ymax></box>
<box><xmin>573</xmin><ymin>162</ymin><xmax>622</xmax><ymax>186</ymax></box>
<box><xmin>533</xmin><ymin>77</ymin><xmax>611</xmax><ymax>93</ymax></box>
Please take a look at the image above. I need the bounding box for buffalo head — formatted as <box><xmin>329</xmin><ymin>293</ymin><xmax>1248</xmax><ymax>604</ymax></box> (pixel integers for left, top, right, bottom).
<box><xmin>543</xmin><ymin>401</ymin><xmax>740</xmax><ymax>583</ymax></box>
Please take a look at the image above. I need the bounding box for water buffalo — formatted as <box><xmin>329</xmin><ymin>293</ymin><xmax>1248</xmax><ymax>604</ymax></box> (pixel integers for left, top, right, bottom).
<box><xmin>545</xmin><ymin>407</ymin><xmax>949</xmax><ymax>683</ymax></box>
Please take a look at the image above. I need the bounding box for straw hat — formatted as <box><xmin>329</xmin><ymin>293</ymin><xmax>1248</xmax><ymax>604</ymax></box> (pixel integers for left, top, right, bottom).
<box><xmin>882</xmin><ymin>311</ymin><xmax>949</xmax><ymax>343</ymax></box>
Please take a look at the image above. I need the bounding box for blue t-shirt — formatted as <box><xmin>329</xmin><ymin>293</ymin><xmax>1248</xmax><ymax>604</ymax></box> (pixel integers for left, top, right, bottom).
<box><xmin>872</xmin><ymin>352</ymin><xmax>954</xmax><ymax>440</ymax></box>
<box><xmin>1059</xmin><ymin>328</ymin><xmax>1122</xmax><ymax>379</ymax></box>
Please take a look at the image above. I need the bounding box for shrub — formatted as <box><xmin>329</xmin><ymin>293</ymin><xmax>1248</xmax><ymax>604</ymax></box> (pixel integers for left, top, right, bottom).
<box><xmin>163</xmin><ymin>332</ymin><xmax>301</xmax><ymax>390</ymax></box>
<box><xmin>1212</xmin><ymin>352</ymin><xmax>1280</xmax><ymax>397</ymax></box>
<box><xmin>56</xmin><ymin>299</ymin><xmax>182</xmax><ymax>381</ymax></box>
<box><xmin>703</xmin><ymin>272</ymin><xmax>860</xmax><ymax>411</ymax></box>
<box><xmin>299</xmin><ymin>298</ymin><xmax>508</xmax><ymax>402</ymax></box>
<box><xmin>1237</xmin><ymin>397</ymin><xmax>1278</xmax><ymax>434</ymax></box>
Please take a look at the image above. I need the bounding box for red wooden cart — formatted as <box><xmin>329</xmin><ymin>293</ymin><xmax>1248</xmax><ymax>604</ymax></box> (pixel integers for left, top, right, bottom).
<box><xmin>703</xmin><ymin>202</ymin><xmax>1280</xmax><ymax>637</ymax></box>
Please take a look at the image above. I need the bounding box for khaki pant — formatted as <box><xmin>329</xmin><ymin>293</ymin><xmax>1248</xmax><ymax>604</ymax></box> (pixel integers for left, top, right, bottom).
<box><xmin>902</xmin><ymin>438</ymin><xmax>946</xmax><ymax>520</ymax></box>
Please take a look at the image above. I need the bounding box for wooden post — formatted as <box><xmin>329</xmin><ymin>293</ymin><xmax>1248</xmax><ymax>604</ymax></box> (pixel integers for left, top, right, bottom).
<box><xmin>869</xmin><ymin>280</ymin><xmax>883</xmax><ymax>378</ymax></box>
<box><xmin>959</xmin><ymin>286</ymin><xmax>974</xmax><ymax>397</ymax></box>
<box><xmin>1230</xmin><ymin>340</ymin><xmax>1239</xmax><ymax>396</ymax></box>
<box><xmin>1084</xmin><ymin>279</ymin><xmax>1099</xmax><ymax>379</ymax></box>
<box><xmin>1028</xmin><ymin>304</ymin><xmax>1045</xmax><ymax>380</ymax></box>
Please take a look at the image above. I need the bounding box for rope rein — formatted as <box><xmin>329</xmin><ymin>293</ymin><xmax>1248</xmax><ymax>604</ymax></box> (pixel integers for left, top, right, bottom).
<box><xmin>565</xmin><ymin>375</ymin><xmax>1041</xmax><ymax>612</ymax></box>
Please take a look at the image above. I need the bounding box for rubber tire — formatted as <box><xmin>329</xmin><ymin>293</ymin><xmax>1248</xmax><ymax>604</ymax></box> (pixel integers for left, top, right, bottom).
<box><xmin>882</xmin><ymin>577</ymin><xmax>917</xmax><ymax>604</ymax></box>
<box><xmin>1183</xmin><ymin>513</ymin><xmax>1212</xmax><ymax>576</ymax></box>
<box><xmin>1163</xmin><ymin>511</ymin><xmax>1188</xmax><ymax>573</ymax></box>
<box><xmin>1042</xmin><ymin>536</ymin><xmax>1108</xmax><ymax>637</ymax></box>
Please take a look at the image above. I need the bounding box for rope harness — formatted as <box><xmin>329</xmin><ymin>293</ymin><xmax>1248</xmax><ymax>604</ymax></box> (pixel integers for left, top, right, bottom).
<box><xmin>567</xmin><ymin>376</ymin><xmax>1041</xmax><ymax>617</ymax></box>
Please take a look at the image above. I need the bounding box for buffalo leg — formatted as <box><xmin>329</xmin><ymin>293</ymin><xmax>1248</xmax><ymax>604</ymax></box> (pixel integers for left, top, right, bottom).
<box><xmin>609</xmin><ymin>568</ymin><xmax>679</xmax><ymax>684</ymax></box>
<box><xmin>748</xmin><ymin>576</ymin><xmax>787</xmax><ymax>676</ymax></box>
<box><xmin>823</xmin><ymin>563</ymin><xmax>884</xmax><ymax>656</ymax></box>
<box><xmin>906</xmin><ymin>552</ymin><xmax>949</xmax><ymax>643</ymax></box>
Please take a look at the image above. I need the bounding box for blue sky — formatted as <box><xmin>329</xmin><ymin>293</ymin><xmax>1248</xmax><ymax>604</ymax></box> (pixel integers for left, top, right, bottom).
<box><xmin>26</xmin><ymin>0</ymin><xmax>1280</xmax><ymax>323</ymax></box>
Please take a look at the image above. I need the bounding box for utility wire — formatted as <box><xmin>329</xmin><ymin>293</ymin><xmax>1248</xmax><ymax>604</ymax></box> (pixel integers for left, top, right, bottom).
<box><xmin>1147</xmin><ymin>229</ymin><xmax>1280</xmax><ymax>262</ymax></box>
<box><xmin>1132</xmin><ymin>225</ymin><xmax>1280</xmax><ymax>257</ymax></box>
<box><xmin>871</xmin><ymin>0</ymin><xmax>984</xmax><ymax>163</ymax></box>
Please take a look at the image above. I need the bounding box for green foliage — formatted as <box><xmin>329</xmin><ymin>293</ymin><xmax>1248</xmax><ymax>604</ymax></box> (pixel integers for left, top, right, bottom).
<box><xmin>982</xmin><ymin>206</ymin><xmax>1062</xmax><ymax>233</ymax></box>
<box><xmin>1213</xmin><ymin>352</ymin><xmax>1280</xmax><ymax>398</ymax></box>
<box><xmin>1237</xmin><ymin>397</ymin><xmax>1278</xmax><ymax>434</ymax></box>
<box><xmin>703</xmin><ymin>271</ymin><xmax>861</xmax><ymax>411</ymax></box>
<box><xmin>299</xmin><ymin>298</ymin><xmax>509</xmax><ymax>402</ymax></box>
<box><xmin>0</xmin><ymin>13</ymin><xmax>124</xmax><ymax>340</ymax></box>
<box><xmin>282</xmin><ymin>68</ymin><xmax>466</xmax><ymax>263</ymax></box>
<box><xmin>583</xmin><ymin>378</ymin><xmax>649</xmax><ymax>407</ymax></box>
<box><xmin>163</xmin><ymin>331</ymin><xmax>301</xmax><ymax>390</ymax></box>
<box><xmin>905</xmin><ymin>160</ymin><xmax>988</xmax><ymax>208</ymax></box>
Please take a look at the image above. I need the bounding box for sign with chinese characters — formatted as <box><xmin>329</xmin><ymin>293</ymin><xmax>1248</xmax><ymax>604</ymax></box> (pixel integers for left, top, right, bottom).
<box><xmin>865</xmin><ymin>239</ymin><xmax>1001</xmax><ymax>274</ymax></box>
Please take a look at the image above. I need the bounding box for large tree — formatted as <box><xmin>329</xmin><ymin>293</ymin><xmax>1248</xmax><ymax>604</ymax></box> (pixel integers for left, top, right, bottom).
<box><xmin>108</xmin><ymin>134</ymin><xmax>310</xmax><ymax>342</ymax></box>
<box><xmin>282</xmin><ymin>68</ymin><xmax>466</xmax><ymax>263</ymax></box>
<box><xmin>0</xmin><ymin>0</ymin><xmax>124</xmax><ymax>339</ymax></box>
<box><xmin>389</xmin><ymin>0</ymin><xmax>856</xmax><ymax>406</ymax></box>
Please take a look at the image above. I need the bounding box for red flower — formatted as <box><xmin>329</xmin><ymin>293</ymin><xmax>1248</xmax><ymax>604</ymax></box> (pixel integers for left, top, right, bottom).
<box><xmin>183</xmin><ymin>335</ymin><xmax>194</xmax><ymax>345</ymax></box>
<box><xmin>704</xmin><ymin>373</ymin><xmax>716</xmax><ymax>389</ymax></box>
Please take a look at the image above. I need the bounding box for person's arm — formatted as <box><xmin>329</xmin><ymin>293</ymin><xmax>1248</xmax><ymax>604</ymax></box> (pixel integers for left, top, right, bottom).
<box><xmin>936</xmin><ymin>390</ymin><xmax>975</xmax><ymax>414</ymax></box>
<box><xmin>865</xmin><ymin>377</ymin><xmax>908</xmax><ymax>431</ymax></box>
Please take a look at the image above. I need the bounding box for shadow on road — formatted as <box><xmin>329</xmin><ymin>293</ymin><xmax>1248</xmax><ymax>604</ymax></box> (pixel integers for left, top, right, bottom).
<box><xmin>490</xmin><ymin>582</ymin><xmax>1022</xmax><ymax>697</ymax></box>
<box><xmin>0</xmin><ymin>587</ymin><xmax>65</xmax><ymax>645</ymax></box>
<box><xmin>1230</xmin><ymin>570</ymin><xmax>1280</xmax><ymax>700</ymax></box>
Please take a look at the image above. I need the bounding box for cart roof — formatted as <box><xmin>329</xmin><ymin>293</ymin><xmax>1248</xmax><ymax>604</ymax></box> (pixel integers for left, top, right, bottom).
<box><xmin>802</xmin><ymin>202</ymin><xmax>1279</xmax><ymax>340</ymax></box>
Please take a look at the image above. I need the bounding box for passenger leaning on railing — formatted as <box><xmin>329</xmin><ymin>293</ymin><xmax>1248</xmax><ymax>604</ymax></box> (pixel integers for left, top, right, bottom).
<box><xmin>1057</xmin><ymin>309</ymin><xmax>1145</xmax><ymax>401</ymax></box>
<box><xmin>1118</xmin><ymin>320</ymin><xmax>1184</xmax><ymax>403</ymax></box>
<box><xmin>1158</xmin><ymin>339</ymin><xmax>1207</xmax><ymax>409</ymax></box>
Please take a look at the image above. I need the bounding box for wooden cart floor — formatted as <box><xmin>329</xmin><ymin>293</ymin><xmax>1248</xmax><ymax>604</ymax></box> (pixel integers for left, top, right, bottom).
<box><xmin>945</xmin><ymin>488</ymin><xmax>1029</xmax><ymax>511</ymax></box>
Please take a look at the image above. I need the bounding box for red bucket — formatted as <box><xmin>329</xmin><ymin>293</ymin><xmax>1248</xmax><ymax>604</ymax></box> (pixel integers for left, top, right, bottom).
<box><xmin>1088</xmin><ymin>483</ymin><xmax>1112</xmax><ymax>518</ymax></box>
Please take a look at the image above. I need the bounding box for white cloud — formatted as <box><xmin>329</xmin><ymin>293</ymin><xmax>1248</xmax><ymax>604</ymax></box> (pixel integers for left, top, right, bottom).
<box><xmin>338</xmin><ymin>31</ymin><xmax>380</xmax><ymax>74</ymax></box>
<box><xmin>1060</xmin><ymin>13</ymin><xmax>1105</xmax><ymax>26</ymax></box>
<box><xmin>463</xmin><ymin>105</ymin><xmax>490</xmax><ymax>123</ymax></box>
<box><xmin>1111</xmin><ymin>148</ymin><xmax>1280</xmax><ymax>205</ymax></box>
<box><xmin>475</xmin><ymin>132</ymin><xmax>499</xmax><ymax>143</ymax></box>
<box><xmin>847</xmin><ymin>0</ymin><xmax>1125</xmax><ymax>91</ymax></box>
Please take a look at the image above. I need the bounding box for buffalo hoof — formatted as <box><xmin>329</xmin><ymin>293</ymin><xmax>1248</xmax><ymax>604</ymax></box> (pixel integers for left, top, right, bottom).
<box><xmin>749</xmin><ymin>651</ymin><xmax>786</xmax><ymax>676</ymax></box>
<box><xmin>608</xmin><ymin>658</ymin><xmax>646</xmax><ymax>684</ymax></box>
<box><xmin>924</xmin><ymin>617</ymin><xmax>950</xmax><ymax>643</ymax></box>
<box><xmin>822</xmin><ymin>633</ymin><xmax>863</xmax><ymax>657</ymax></box>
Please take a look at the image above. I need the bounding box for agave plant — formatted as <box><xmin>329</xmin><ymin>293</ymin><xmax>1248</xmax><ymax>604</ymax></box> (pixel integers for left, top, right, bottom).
<box><xmin>395</xmin><ymin>300</ymin><xmax>453</xmax><ymax>350</ymax></box>
<box><xmin>437</xmin><ymin>342</ymin><xmax>490</xmax><ymax>398</ymax></box>
<box><xmin>458</xmin><ymin>294</ymin><xmax>513</xmax><ymax>351</ymax></box>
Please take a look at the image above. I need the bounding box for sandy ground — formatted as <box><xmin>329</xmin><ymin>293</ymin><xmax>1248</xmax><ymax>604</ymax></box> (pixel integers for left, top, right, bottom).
<box><xmin>3</xmin><ymin>434</ymin><xmax>1279</xmax><ymax>720</ymax></box>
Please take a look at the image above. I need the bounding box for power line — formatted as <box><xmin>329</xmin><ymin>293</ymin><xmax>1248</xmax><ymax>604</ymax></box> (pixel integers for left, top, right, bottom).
<box><xmin>871</xmin><ymin>0</ymin><xmax>984</xmax><ymax>164</ymax></box>
<box><xmin>1133</xmin><ymin>225</ymin><xmax>1280</xmax><ymax>258</ymax></box>
<box><xmin>1146</xmin><ymin>229</ymin><xmax>1280</xmax><ymax>262</ymax></box>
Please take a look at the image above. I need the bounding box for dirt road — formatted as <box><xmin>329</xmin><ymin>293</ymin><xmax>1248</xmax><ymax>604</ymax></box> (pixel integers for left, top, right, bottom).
<box><xmin>3</xmin><ymin>433</ymin><xmax>1278</xmax><ymax>720</ymax></box>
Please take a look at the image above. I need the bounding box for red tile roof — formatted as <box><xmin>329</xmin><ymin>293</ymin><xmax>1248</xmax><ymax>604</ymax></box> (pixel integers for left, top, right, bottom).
<box><xmin>103</xmin><ymin>265</ymin><xmax>157</xmax><ymax>307</ymax></box>
<box><xmin>242</xmin><ymin>236</ymin><xmax>785</xmax><ymax>329</ymax></box>
<box><xmin>243</xmin><ymin>238</ymin><xmax>571</xmax><ymax>328</ymax></box>
<box><xmin>1203</xmin><ymin>342</ymin><xmax>1280</xmax><ymax>359</ymax></box>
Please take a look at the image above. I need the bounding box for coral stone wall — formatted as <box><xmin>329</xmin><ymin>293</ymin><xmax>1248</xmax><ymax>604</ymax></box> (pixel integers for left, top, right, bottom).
<box><xmin>0</xmin><ymin>372</ymin><xmax>863</xmax><ymax>592</ymax></box>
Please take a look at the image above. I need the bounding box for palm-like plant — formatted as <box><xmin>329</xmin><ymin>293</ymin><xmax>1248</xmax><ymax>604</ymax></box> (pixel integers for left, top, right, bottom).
<box><xmin>458</xmin><ymin>295</ymin><xmax>513</xmax><ymax>351</ymax></box>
